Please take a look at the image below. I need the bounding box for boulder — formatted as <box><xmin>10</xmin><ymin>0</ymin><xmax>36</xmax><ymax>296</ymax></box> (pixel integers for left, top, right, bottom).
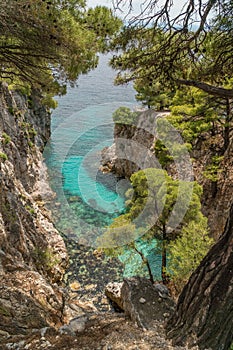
<box><xmin>105</xmin><ymin>282</ymin><xmax>124</xmax><ymax>311</ymax></box>
<box><xmin>121</xmin><ymin>278</ymin><xmax>176</xmax><ymax>329</ymax></box>
<box><xmin>106</xmin><ymin>278</ymin><xmax>176</xmax><ymax>330</ymax></box>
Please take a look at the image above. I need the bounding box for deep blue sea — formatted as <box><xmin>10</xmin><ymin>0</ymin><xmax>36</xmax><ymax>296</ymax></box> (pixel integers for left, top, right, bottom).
<box><xmin>44</xmin><ymin>53</ymin><xmax>162</xmax><ymax>280</ymax></box>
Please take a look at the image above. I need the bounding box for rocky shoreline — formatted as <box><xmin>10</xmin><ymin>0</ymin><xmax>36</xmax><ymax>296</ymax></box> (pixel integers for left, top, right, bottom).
<box><xmin>62</xmin><ymin>237</ymin><xmax>124</xmax><ymax>312</ymax></box>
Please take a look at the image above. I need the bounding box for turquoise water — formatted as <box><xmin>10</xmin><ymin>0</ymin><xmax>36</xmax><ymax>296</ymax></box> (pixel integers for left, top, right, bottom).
<box><xmin>44</xmin><ymin>53</ymin><xmax>162</xmax><ymax>280</ymax></box>
<box><xmin>119</xmin><ymin>238</ymin><xmax>162</xmax><ymax>279</ymax></box>
<box><xmin>45</xmin><ymin>102</ymin><xmax>135</xmax><ymax>235</ymax></box>
<box><xmin>62</xmin><ymin>156</ymin><xmax>125</xmax><ymax>213</ymax></box>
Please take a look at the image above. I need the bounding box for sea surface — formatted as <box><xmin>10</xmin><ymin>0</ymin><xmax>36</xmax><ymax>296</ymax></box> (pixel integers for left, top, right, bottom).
<box><xmin>45</xmin><ymin>53</ymin><xmax>137</xmax><ymax>239</ymax></box>
<box><xmin>44</xmin><ymin>54</ymin><xmax>162</xmax><ymax>304</ymax></box>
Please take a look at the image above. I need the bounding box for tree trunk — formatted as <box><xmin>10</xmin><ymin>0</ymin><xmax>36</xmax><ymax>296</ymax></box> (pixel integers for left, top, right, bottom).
<box><xmin>166</xmin><ymin>203</ymin><xmax>233</xmax><ymax>350</ymax></box>
<box><xmin>223</xmin><ymin>98</ymin><xmax>232</xmax><ymax>152</ymax></box>
<box><xmin>162</xmin><ymin>225</ymin><xmax>169</xmax><ymax>284</ymax></box>
<box><xmin>134</xmin><ymin>244</ymin><xmax>155</xmax><ymax>284</ymax></box>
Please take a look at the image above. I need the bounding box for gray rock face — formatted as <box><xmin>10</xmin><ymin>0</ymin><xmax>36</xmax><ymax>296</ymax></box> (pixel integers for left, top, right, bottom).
<box><xmin>121</xmin><ymin>278</ymin><xmax>176</xmax><ymax>329</ymax></box>
<box><xmin>68</xmin><ymin>315</ymin><xmax>88</xmax><ymax>333</ymax></box>
<box><xmin>59</xmin><ymin>315</ymin><xmax>88</xmax><ymax>336</ymax></box>
<box><xmin>0</xmin><ymin>83</ymin><xmax>68</xmax><ymax>335</ymax></box>
<box><xmin>101</xmin><ymin>110</ymin><xmax>163</xmax><ymax>178</ymax></box>
<box><xmin>105</xmin><ymin>278</ymin><xmax>176</xmax><ymax>330</ymax></box>
<box><xmin>153</xmin><ymin>283</ymin><xmax>170</xmax><ymax>298</ymax></box>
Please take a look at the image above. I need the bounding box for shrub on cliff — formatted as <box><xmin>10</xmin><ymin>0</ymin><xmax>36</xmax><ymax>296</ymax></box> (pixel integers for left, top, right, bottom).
<box><xmin>112</xmin><ymin>107</ymin><xmax>140</xmax><ymax>125</ymax></box>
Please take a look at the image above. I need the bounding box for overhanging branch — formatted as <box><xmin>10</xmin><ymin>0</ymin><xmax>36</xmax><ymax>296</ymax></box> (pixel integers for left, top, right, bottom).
<box><xmin>176</xmin><ymin>79</ymin><xmax>233</xmax><ymax>99</ymax></box>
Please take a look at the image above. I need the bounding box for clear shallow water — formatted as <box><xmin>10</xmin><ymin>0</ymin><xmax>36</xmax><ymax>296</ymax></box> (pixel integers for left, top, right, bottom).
<box><xmin>44</xmin><ymin>53</ymin><xmax>162</xmax><ymax>281</ymax></box>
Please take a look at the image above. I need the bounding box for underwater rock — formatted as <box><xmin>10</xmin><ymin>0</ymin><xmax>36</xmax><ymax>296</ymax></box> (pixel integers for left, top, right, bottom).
<box><xmin>68</xmin><ymin>196</ymin><xmax>81</xmax><ymax>203</ymax></box>
<box><xmin>69</xmin><ymin>280</ymin><xmax>81</xmax><ymax>292</ymax></box>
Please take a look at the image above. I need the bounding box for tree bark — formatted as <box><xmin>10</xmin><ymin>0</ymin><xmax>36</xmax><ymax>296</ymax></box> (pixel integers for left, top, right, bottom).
<box><xmin>223</xmin><ymin>98</ymin><xmax>232</xmax><ymax>152</ymax></box>
<box><xmin>162</xmin><ymin>224</ymin><xmax>169</xmax><ymax>284</ymax></box>
<box><xmin>176</xmin><ymin>79</ymin><xmax>233</xmax><ymax>99</ymax></box>
<box><xmin>166</xmin><ymin>202</ymin><xmax>233</xmax><ymax>350</ymax></box>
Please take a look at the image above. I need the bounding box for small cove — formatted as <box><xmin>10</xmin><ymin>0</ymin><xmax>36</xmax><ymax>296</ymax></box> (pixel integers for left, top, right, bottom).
<box><xmin>44</xmin><ymin>54</ymin><xmax>162</xmax><ymax>309</ymax></box>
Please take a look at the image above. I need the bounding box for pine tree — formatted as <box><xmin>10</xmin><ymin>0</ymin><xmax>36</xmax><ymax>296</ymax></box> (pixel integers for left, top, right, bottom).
<box><xmin>99</xmin><ymin>168</ymin><xmax>210</xmax><ymax>285</ymax></box>
<box><xmin>0</xmin><ymin>0</ymin><xmax>122</xmax><ymax>93</ymax></box>
<box><xmin>110</xmin><ymin>2</ymin><xmax>233</xmax><ymax>348</ymax></box>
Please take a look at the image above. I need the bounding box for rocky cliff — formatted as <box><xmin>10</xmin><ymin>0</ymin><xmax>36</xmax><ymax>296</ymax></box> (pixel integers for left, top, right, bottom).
<box><xmin>101</xmin><ymin>110</ymin><xmax>163</xmax><ymax>177</ymax></box>
<box><xmin>0</xmin><ymin>85</ymin><xmax>202</xmax><ymax>350</ymax></box>
<box><xmin>101</xmin><ymin>110</ymin><xmax>233</xmax><ymax>239</ymax></box>
<box><xmin>192</xmin><ymin>135</ymin><xmax>233</xmax><ymax>239</ymax></box>
<box><xmin>0</xmin><ymin>83</ymin><xmax>68</xmax><ymax>336</ymax></box>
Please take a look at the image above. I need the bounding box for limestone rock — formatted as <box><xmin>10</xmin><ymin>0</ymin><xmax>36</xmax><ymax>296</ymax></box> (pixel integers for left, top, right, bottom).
<box><xmin>153</xmin><ymin>283</ymin><xmax>170</xmax><ymax>298</ymax></box>
<box><xmin>105</xmin><ymin>282</ymin><xmax>124</xmax><ymax>311</ymax></box>
<box><xmin>68</xmin><ymin>315</ymin><xmax>88</xmax><ymax>333</ymax></box>
<box><xmin>121</xmin><ymin>277</ymin><xmax>176</xmax><ymax>329</ymax></box>
<box><xmin>101</xmin><ymin>110</ymin><xmax>165</xmax><ymax>178</ymax></box>
<box><xmin>0</xmin><ymin>83</ymin><xmax>68</xmax><ymax>336</ymax></box>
